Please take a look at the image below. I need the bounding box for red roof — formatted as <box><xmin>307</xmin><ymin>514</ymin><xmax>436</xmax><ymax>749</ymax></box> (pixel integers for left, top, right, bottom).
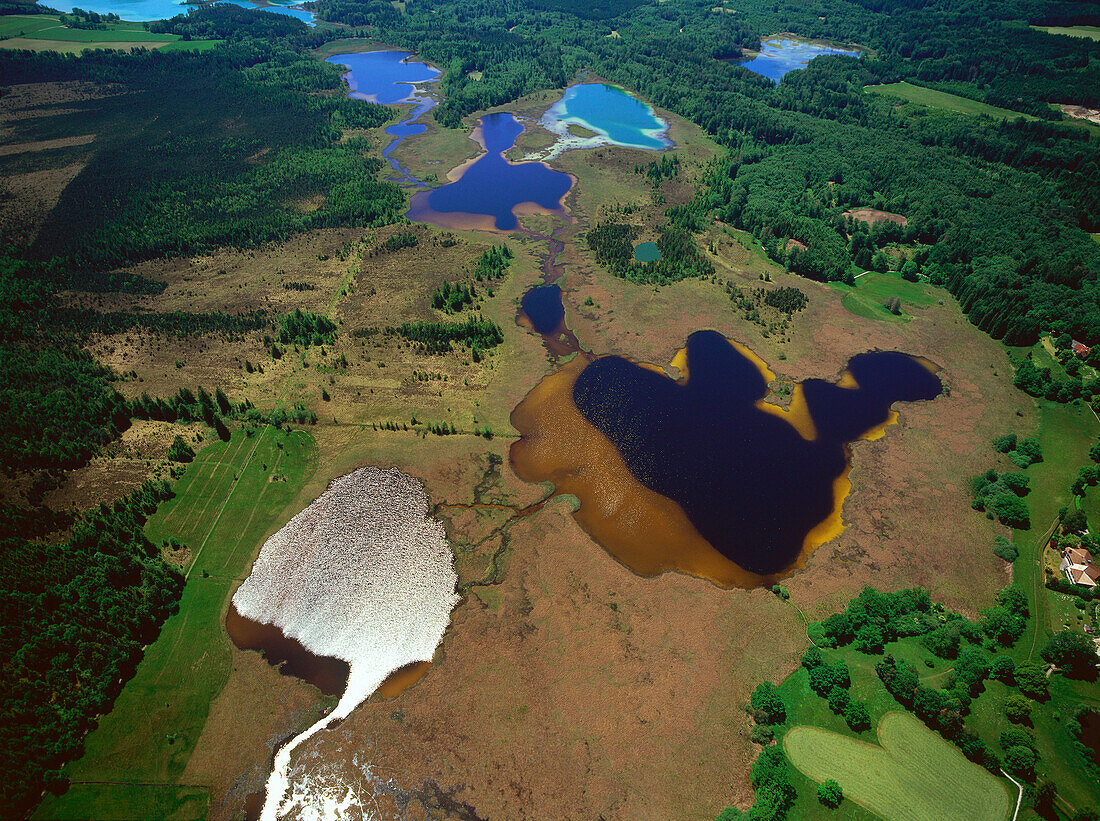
<box><xmin>1072</xmin><ymin>340</ymin><xmax>1091</xmax><ymax>357</ymax></box>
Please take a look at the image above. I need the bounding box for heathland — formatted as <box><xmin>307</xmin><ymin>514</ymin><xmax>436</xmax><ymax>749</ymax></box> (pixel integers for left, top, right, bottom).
<box><xmin>1</xmin><ymin>0</ymin><xmax>1099</xmax><ymax>819</ymax></box>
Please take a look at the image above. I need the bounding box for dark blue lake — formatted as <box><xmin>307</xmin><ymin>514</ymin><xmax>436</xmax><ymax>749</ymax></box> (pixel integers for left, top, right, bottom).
<box><xmin>521</xmin><ymin>285</ymin><xmax>565</xmax><ymax>334</ymax></box>
<box><xmin>572</xmin><ymin>330</ymin><xmax>941</xmax><ymax>575</ymax></box>
<box><xmin>408</xmin><ymin>112</ymin><xmax>573</xmax><ymax>231</ymax></box>
<box><xmin>742</xmin><ymin>37</ymin><xmax>861</xmax><ymax>82</ymax></box>
<box><xmin>324</xmin><ymin>50</ymin><xmax>440</xmax><ymax>105</ymax></box>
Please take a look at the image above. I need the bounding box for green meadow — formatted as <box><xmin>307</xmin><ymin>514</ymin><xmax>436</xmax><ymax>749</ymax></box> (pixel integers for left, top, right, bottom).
<box><xmin>866</xmin><ymin>82</ymin><xmax>1039</xmax><ymax>122</ymax></box>
<box><xmin>0</xmin><ymin>15</ymin><xmax>220</xmax><ymax>52</ymax></box>
<box><xmin>828</xmin><ymin>271</ymin><xmax>938</xmax><ymax>322</ymax></box>
<box><xmin>785</xmin><ymin>711</ymin><xmax>1012</xmax><ymax>821</ymax></box>
<box><xmin>1030</xmin><ymin>25</ymin><xmax>1100</xmax><ymax>42</ymax></box>
<box><xmin>34</xmin><ymin>427</ymin><xmax>317</xmax><ymax>821</ymax></box>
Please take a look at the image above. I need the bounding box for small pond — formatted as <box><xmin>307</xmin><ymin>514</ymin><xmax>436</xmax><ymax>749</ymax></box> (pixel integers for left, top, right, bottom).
<box><xmin>542</xmin><ymin>83</ymin><xmax>669</xmax><ymax>151</ymax></box>
<box><xmin>521</xmin><ymin>284</ymin><xmax>566</xmax><ymax>335</ymax></box>
<box><xmin>634</xmin><ymin>241</ymin><xmax>661</xmax><ymax>262</ymax></box>
<box><xmin>407</xmin><ymin>112</ymin><xmax>572</xmax><ymax>231</ymax></box>
<box><xmin>742</xmin><ymin>37</ymin><xmax>861</xmax><ymax>82</ymax></box>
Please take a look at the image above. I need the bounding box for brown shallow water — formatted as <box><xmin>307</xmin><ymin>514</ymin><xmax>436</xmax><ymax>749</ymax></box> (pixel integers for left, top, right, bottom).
<box><xmin>510</xmin><ymin>354</ymin><xmax>776</xmax><ymax>588</ymax></box>
<box><xmin>226</xmin><ymin>604</ymin><xmax>350</xmax><ymax>696</ymax></box>
<box><xmin>510</xmin><ymin>341</ymin><xmax>939</xmax><ymax>587</ymax></box>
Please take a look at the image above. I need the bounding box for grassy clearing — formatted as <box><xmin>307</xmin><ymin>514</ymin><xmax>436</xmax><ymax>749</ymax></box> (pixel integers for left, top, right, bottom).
<box><xmin>37</xmin><ymin>784</ymin><xmax>208</xmax><ymax>821</ymax></box>
<box><xmin>828</xmin><ymin>271</ymin><xmax>938</xmax><ymax>322</ymax></box>
<box><xmin>0</xmin><ymin>15</ymin><xmax>209</xmax><ymax>52</ymax></box>
<box><xmin>1009</xmin><ymin>400</ymin><xmax>1098</xmax><ymax>653</ymax></box>
<box><xmin>866</xmin><ymin>81</ymin><xmax>1038</xmax><ymax>121</ymax></box>
<box><xmin>785</xmin><ymin>711</ymin><xmax>1012</xmax><ymax>821</ymax></box>
<box><xmin>35</xmin><ymin>427</ymin><xmax>317</xmax><ymax>821</ymax></box>
<box><xmin>1031</xmin><ymin>25</ymin><xmax>1100</xmax><ymax>41</ymax></box>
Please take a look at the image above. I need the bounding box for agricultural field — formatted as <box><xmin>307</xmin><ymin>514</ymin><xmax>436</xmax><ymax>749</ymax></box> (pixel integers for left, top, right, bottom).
<box><xmin>785</xmin><ymin>711</ymin><xmax>1013</xmax><ymax>821</ymax></box>
<box><xmin>0</xmin><ymin>14</ymin><xmax>218</xmax><ymax>52</ymax></box>
<box><xmin>865</xmin><ymin>81</ymin><xmax>1040</xmax><ymax>121</ymax></box>
<box><xmin>1030</xmin><ymin>25</ymin><xmax>1100</xmax><ymax>41</ymax></box>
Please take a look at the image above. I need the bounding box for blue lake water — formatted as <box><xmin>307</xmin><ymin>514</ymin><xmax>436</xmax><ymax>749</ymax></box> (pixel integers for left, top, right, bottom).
<box><xmin>37</xmin><ymin>0</ymin><xmax>194</xmax><ymax>21</ymax></box>
<box><xmin>741</xmin><ymin>37</ymin><xmax>861</xmax><ymax>82</ymax></box>
<box><xmin>38</xmin><ymin>0</ymin><xmax>316</xmax><ymax>22</ymax></box>
<box><xmin>326</xmin><ymin>51</ymin><xmax>441</xmax><ymax>186</ymax></box>
<box><xmin>521</xmin><ymin>285</ymin><xmax>565</xmax><ymax>334</ymax></box>
<box><xmin>546</xmin><ymin>83</ymin><xmax>668</xmax><ymax>150</ymax></box>
<box><xmin>634</xmin><ymin>241</ymin><xmax>661</xmax><ymax>262</ymax></box>
<box><xmin>325</xmin><ymin>50</ymin><xmax>440</xmax><ymax>105</ymax></box>
<box><xmin>572</xmin><ymin>331</ymin><xmax>942</xmax><ymax>575</ymax></box>
<box><xmin>408</xmin><ymin>112</ymin><xmax>573</xmax><ymax>231</ymax></box>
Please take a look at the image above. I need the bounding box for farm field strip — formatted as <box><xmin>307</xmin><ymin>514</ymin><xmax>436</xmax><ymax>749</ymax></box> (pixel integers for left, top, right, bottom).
<box><xmin>866</xmin><ymin>82</ymin><xmax>1039</xmax><ymax>121</ymax></box>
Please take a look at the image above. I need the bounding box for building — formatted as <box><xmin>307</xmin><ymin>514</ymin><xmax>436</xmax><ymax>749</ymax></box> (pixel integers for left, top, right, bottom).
<box><xmin>1061</xmin><ymin>545</ymin><xmax>1100</xmax><ymax>588</ymax></box>
<box><xmin>1072</xmin><ymin>340</ymin><xmax>1091</xmax><ymax>359</ymax></box>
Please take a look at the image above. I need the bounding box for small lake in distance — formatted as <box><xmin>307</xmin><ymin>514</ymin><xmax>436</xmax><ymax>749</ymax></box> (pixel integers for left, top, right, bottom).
<box><xmin>741</xmin><ymin>37</ymin><xmax>861</xmax><ymax>82</ymax></box>
<box><xmin>35</xmin><ymin>0</ymin><xmax>316</xmax><ymax>23</ymax></box>
<box><xmin>408</xmin><ymin>112</ymin><xmax>572</xmax><ymax>231</ymax></box>
<box><xmin>327</xmin><ymin>51</ymin><xmax>441</xmax><ymax>186</ymax></box>
<box><xmin>35</xmin><ymin>0</ymin><xmax>195</xmax><ymax>21</ymax></box>
<box><xmin>634</xmin><ymin>241</ymin><xmax>661</xmax><ymax>262</ymax></box>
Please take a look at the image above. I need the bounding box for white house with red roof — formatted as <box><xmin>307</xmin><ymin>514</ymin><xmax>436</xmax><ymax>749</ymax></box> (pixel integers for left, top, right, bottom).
<box><xmin>1062</xmin><ymin>545</ymin><xmax>1100</xmax><ymax>588</ymax></box>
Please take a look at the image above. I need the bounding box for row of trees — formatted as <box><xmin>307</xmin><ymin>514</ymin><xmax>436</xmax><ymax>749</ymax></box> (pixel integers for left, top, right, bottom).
<box><xmin>387</xmin><ymin>315</ymin><xmax>504</xmax><ymax>356</ymax></box>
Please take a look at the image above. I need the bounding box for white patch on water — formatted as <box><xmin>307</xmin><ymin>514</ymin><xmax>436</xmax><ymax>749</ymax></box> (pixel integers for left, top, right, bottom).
<box><xmin>523</xmin><ymin>86</ymin><xmax>670</xmax><ymax>162</ymax></box>
<box><xmin>233</xmin><ymin>467</ymin><xmax>459</xmax><ymax>821</ymax></box>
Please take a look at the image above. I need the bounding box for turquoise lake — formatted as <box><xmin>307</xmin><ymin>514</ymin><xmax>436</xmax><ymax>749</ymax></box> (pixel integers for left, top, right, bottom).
<box><xmin>35</xmin><ymin>0</ymin><xmax>315</xmax><ymax>23</ymax></box>
<box><xmin>634</xmin><ymin>242</ymin><xmax>661</xmax><ymax>262</ymax></box>
<box><xmin>741</xmin><ymin>37</ymin><xmax>861</xmax><ymax>82</ymax></box>
<box><xmin>35</xmin><ymin>0</ymin><xmax>194</xmax><ymax>21</ymax></box>
<box><xmin>546</xmin><ymin>83</ymin><xmax>668</xmax><ymax>150</ymax></box>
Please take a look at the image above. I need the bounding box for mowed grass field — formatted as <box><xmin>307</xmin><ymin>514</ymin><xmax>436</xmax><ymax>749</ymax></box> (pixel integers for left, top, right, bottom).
<box><xmin>1031</xmin><ymin>25</ymin><xmax>1100</xmax><ymax>41</ymax></box>
<box><xmin>828</xmin><ymin>271</ymin><xmax>938</xmax><ymax>322</ymax></box>
<box><xmin>0</xmin><ymin>15</ymin><xmax>220</xmax><ymax>52</ymax></box>
<box><xmin>34</xmin><ymin>426</ymin><xmax>317</xmax><ymax>821</ymax></box>
<box><xmin>784</xmin><ymin>711</ymin><xmax>1013</xmax><ymax>821</ymax></box>
<box><xmin>866</xmin><ymin>81</ymin><xmax>1038</xmax><ymax>121</ymax></box>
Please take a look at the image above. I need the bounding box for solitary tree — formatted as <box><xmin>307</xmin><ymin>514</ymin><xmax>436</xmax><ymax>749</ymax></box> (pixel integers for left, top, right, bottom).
<box><xmin>817</xmin><ymin>779</ymin><xmax>843</xmax><ymax>808</ymax></box>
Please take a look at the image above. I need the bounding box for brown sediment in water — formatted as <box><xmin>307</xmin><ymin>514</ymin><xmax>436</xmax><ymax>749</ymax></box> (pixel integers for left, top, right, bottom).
<box><xmin>375</xmin><ymin>661</ymin><xmax>433</xmax><ymax>699</ymax></box>
<box><xmin>510</xmin><ymin>354</ymin><xmax>780</xmax><ymax>588</ymax></box>
<box><xmin>226</xmin><ymin>603</ymin><xmax>350</xmax><ymax>697</ymax></box>
<box><xmin>510</xmin><ymin>344</ymin><xmax>938</xmax><ymax>588</ymax></box>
